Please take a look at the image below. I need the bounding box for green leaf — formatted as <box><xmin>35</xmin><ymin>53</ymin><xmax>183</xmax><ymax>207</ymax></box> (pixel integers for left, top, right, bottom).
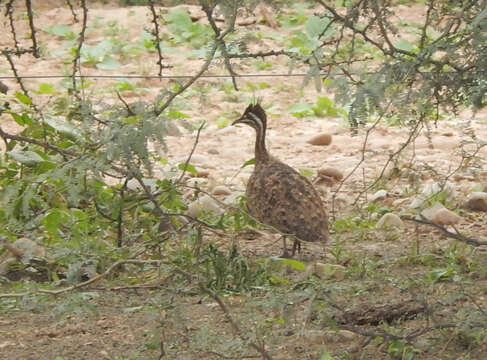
<box><xmin>178</xmin><ymin>162</ymin><xmax>198</xmax><ymax>175</ymax></box>
<box><xmin>42</xmin><ymin>208</ymin><xmax>71</xmax><ymax>234</ymax></box>
<box><xmin>44</xmin><ymin>116</ymin><xmax>83</xmax><ymax>141</ymax></box>
<box><xmin>10</xmin><ymin>112</ymin><xmax>33</xmax><ymax>126</ymax></box>
<box><xmin>37</xmin><ymin>83</ymin><xmax>56</xmax><ymax>94</ymax></box>
<box><xmin>7</xmin><ymin>150</ymin><xmax>44</xmax><ymax>166</ymax></box>
<box><xmin>320</xmin><ymin>352</ymin><xmax>336</xmax><ymax>360</ymax></box>
<box><xmin>96</xmin><ymin>56</ymin><xmax>121</xmax><ymax>70</ymax></box>
<box><xmin>14</xmin><ymin>92</ymin><xmax>31</xmax><ymax>105</ymax></box>
<box><xmin>241</xmin><ymin>158</ymin><xmax>255</xmax><ymax>168</ymax></box>
<box><xmin>305</xmin><ymin>15</ymin><xmax>332</xmax><ymax>38</ymax></box>
<box><xmin>278</xmin><ymin>258</ymin><xmax>307</xmax><ymax>271</ymax></box>
<box><xmin>299</xmin><ymin>168</ymin><xmax>314</xmax><ymax>177</ymax></box>
<box><xmin>44</xmin><ymin>24</ymin><xmax>75</xmax><ymax>38</ymax></box>
<box><xmin>288</xmin><ymin>102</ymin><xmax>314</xmax><ymax>117</ymax></box>
<box><xmin>394</xmin><ymin>39</ymin><xmax>417</xmax><ymax>52</ymax></box>
<box><xmin>168</xmin><ymin>110</ymin><xmax>189</xmax><ymax>119</ymax></box>
<box><xmin>427</xmin><ymin>268</ymin><xmax>451</xmax><ymax>283</ymax></box>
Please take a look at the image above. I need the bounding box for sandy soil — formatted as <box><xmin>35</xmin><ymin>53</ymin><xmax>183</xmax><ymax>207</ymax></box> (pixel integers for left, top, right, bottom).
<box><xmin>1</xmin><ymin>2</ymin><xmax>486</xmax><ymax>359</ymax></box>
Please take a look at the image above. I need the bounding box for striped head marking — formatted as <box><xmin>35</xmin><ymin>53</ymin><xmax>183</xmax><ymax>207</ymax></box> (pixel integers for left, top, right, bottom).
<box><xmin>232</xmin><ymin>103</ymin><xmax>267</xmax><ymax>132</ymax></box>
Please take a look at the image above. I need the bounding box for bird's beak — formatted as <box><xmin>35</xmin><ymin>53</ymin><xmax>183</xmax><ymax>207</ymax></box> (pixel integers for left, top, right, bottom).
<box><xmin>232</xmin><ymin>114</ymin><xmax>245</xmax><ymax>126</ymax></box>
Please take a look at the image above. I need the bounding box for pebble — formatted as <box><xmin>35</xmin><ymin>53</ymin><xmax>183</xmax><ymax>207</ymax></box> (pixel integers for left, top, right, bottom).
<box><xmin>421</xmin><ymin>202</ymin><xmax>445</xmax><ymax>221</ymax></box>
<box><xmin>303</xmin><ymin>329</ymin><xmax>357</xmax><ymax>344</ymax></box>
<box><xmin>164</xmin><ymin>121</ymin><xmax>182</xmax><ymax>136</ymax></box>
<box><xmin>431</xmin><ymin>208</ymin><xmax>462</xmax><ymax>226</ymax></box>
<box><xmin>422</xmin><ymin>180</ymin><xmax>455</xmax><ymax>199</ymax></box>
<box><xmin>307</xmin><ymin>133</ymin><xmax>332</xmax><ymax>146</ymax></box>
<box><xmin>207</xmin><ymin>149</ymin><xmax>219</xmax><ymax>155</ymax></box>
<box><xmin>212</xmin><ymin>185</ymin><xmax>232</xmax><ymax>196</ymax></box>
<box><xmin>465</xmin><ymin>192</ymin><xmax>487</xmax><ymax>211</ymax></box>
<box><xmin>186</xmin><ymin>195</ymin><xmax>222</xmax><ymax>217</ymax></box>
<box><xmin>317</xmin><ymin>167</ymin><xmax>343</xmax><ymax>181</ymax></box>
<box><xmin>333</xmin><ymin>195</ymin><xmax>349</xmax><ymax>208</ymax></box>
<box><xmin>310</xmin><ymin>263</ymin><xmax>346</xmax><ymax>280</ymax></box>
<box><xmin>0</xmin><ymin>238</ymin><xmax>46</xmax><ymax>275</ymax></box>
<box><xmin>188</xmin><ymin>169</ymin><xmax>210</xmax><ymax>178</ymax></box>
<box><xmin>188</xmin><ymin>154</ymin><xmax>208</xmax><ymax>165</ymax></box>
<box><xmin>409</xmin><ymin>197</ymin><xmax>424</xmax><ymax>209</ymax></box>
<box><xmin>370</xmin><ymin>189</ymin><xmax>388</xmax><ymax>202</ymax></box>
<box><xmin>376</xmin><ymin>213</ymin><xmax>404</xmax><ymax>229</ymax></box>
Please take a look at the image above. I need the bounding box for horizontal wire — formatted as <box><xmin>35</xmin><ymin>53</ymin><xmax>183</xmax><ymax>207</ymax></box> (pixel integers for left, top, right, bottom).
<box><xmin>0</xmin><ymin>73</ymin><xmax>336</xmax><ymax>80</ymax></box>
<box><xmin>0</xmin><ymin>70</ymin><xmax>482</xmax><ymax>81</ymax></box>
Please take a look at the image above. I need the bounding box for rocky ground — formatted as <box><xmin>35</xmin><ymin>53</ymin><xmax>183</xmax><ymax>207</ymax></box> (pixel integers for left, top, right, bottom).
<box><xmin>1</xmin><ymin>1</ymin><xmax>486</xmax><ymax>359</ymax></box>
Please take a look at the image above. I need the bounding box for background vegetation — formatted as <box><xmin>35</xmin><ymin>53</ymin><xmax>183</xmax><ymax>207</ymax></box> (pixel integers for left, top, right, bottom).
<box><xmin>0</xmin><ymin>0</ymin><xmax>486</xmax><ymax>359</ymax></box>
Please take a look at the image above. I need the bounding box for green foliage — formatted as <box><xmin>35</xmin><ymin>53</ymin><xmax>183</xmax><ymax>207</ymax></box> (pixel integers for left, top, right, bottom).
<box><xmin>288</xmin><ymin>96</ymin><xmax>346</xmax><ymax>118</ymax></box>
<box><xmin>163</xmin><ymin>8</ymin><xmax>212</xmax><ymax>49</ymax></box>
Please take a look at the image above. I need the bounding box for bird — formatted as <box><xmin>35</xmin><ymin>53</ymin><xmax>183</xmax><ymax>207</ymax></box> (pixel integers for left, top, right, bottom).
<box><xmin>232</xmin><ymin>102</ymin><xmax>329</xmax><ymax>257</ymax></box>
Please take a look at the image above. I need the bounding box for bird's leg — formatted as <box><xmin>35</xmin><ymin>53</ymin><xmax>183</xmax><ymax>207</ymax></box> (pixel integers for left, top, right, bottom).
<box><xmin>281</xmin><ymin>236</ymin><xmax>290</xmax><ymax>258</ymax></box>
<box><xmin>291</xmin><ymin>239</ymin><xmax>301</xmax><ymax>257</ymax></box>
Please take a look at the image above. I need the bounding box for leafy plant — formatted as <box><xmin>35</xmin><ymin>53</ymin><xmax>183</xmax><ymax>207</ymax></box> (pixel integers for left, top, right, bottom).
<box><xmin>162</xmin><ymin>8</ymin><xmax>212</xmax><ymax>49</ymax></box>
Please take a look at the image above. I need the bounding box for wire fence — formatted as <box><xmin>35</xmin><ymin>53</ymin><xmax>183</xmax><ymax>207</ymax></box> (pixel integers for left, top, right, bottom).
<box><xmin>1</xmin><ymin>70</ymin><xmax>484</xmax><ymax>81</ymax></box>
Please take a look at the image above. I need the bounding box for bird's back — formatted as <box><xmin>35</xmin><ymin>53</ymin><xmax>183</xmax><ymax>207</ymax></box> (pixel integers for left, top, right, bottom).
<box><xmin>246</xmin><ymin>160</ymin><xmax>329</xmax><ymax>243</ymax></box>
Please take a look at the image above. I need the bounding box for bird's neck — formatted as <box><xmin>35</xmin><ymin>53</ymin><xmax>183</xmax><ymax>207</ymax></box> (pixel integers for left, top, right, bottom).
<box><xmin>255</xmin><ymin>125</ymin><xmax>270</xmax><ymax>164</ymax></box>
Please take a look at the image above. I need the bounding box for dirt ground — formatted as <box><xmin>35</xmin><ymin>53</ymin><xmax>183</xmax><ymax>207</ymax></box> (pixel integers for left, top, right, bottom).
<box><xmin>1</xmin><ymin>1</ymin><xmax>487</xmax><ymax>359</ymax></box>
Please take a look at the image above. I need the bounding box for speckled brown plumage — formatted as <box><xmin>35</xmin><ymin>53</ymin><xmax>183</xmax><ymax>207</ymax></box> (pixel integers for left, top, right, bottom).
<box><xmin>233</xmin><ymin>103</ymin><xmax>329</xmax><ymax>257</ymax></box>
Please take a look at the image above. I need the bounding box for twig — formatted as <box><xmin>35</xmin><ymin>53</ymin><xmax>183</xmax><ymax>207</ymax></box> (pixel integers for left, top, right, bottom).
<box><xmin>401</xmin><ymin>215</ymin><xmax>487</xmax><ymax>247</ymax></box>
<box><xmin>0</xmin><ymin>259</ymin><xmax>163</xmax><ymax>298</ymax></box>
<box><xmin>174</xmin><ymin>268</ymin><xmax>274</xmax><ymax>360</ymax></box>
<box><xmin>72</xmin><ymin>0</ymin><xmax>88</xmax><ymax>96</ymax></box>
<box><xmin>2</xmin><ymin>50</ymin><xmax>29</xmax><ymax>96</ymax></box>
<box><xmin>65</xmin><ymin>0</ymin><xmax>78</xmax><ymax>23</ymax></box>
<box><xmin>176</xmin><ymin>121</ymin><xmax>205</xmax><ymax>184</ymax></box>
<box><xmin>25</xmin><ymin>0</ymin><xmax>39</xmax><ymax>57</ymax></box>
<box><xmin>0</xmin><ymin>126</ymin><xmax>77</xmax><ymax>157</ymax></box>
<box><xmin>5</xmin><ymin>0</ymin><xmax>20</xmax><ymax>53</ymax></box>
<box><xmin>148</xmin><ymin>0</ymin><xmax>169</xmax><ymax>76</ymax></box>
<box><xmin>38</xmin><ymin>259</ymin><xmax>161</xmax><ymax>295</ymax></box>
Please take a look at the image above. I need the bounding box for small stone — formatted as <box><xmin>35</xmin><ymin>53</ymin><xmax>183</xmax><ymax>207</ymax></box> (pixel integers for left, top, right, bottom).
<box><xmin>370</xmin><ymin>189</ymin><xmax>388</xmax><ymax>203</ymax></box>
<box><xmin>422</xmin><ymin>180</ymin><xmax>455</xmax><ymax>199</ymax></box>
<box><xmin>188</xmin><ymin>154</ymin><xmax>208</xmax><ymax>165</ymax></box>
<box><xmin>431</xmin><ymin>208</ymin><xmax>462</xmax><ymax>226</ymax></box>
<box><xmin>465</xmin><ymin>192</ymin><xmax>487</xmax><ymax>211</ymax></box>
<box><xmin>189</xmin><ymin>169</ymin><xmax>210</xmax><ymax>178</ymax></box>
<box><xmin>164</xmin><ymin>121</ymin><xmax>182</xmax><ymax>136</ymax></box>
<box><xmin>307</xmin><ymin>133</ymin><xmax>332</xmax><ymax>146</ymax></box>
<box><xmin>311</xmin><ymin>263</ymin><xmax>346</xmax><ymax>280</ymax></box>
<box><xmin>318</xmin><ymin>167</ymin><xmax>343</xmax><ymax>181</ymax></box>
<box><xmin>303</xmin><ymin>330</ymin><xmax>325</xmax><ymax>344</ymax></box>
<box><xmin>0</xmin><ymin>238</ymin><xmax>46</xmax><ymax>275</ymax></box>
<box><xmin>212</xmin><ymin>185</ymin><xmax>232</xmax><ymax>196</ymax></box>
<box><xmin>376</xmin><ymin>213</ymin><xmax>404</xmax><ymax>229</ymax></box>
<box><xmin>314</xmin><ymin>175</ymin><xmax>335</xmax><ymax>186</ymax></box>
<box><xmin>186</xmin><ymin>195</ymin><xmax>222</xmax><ymax>217</ymax></box>
<box><xmin>421</xmin><ymin>202</ymin><xmax>445</xmax><ymax>221</ymax></box>
<box><xmin>323</xmin><ymin>329</ymin><xmax>358</xmax><ymax>343</ymax></box>
<box><xmin>409</xmin><ymin>197</ymin><xmax>424</xmax><ymax>209</ymax></box>
<box><xmin>333</xmin><ymin>195</ymin><xmax>349</xmax><ymax>208</ymax></box>
<box><xmin>207</xmin><ymin>149</ymin><xmax>219</xmax><ymax>155</ymax></box>
<box><xmin>392</xmin><ymin>198</ymin><xmax>407</xmax><ymax>207</ymax></box>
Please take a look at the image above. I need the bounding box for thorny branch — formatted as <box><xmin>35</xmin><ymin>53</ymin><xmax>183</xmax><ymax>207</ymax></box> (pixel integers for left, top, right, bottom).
<box><xmin>176</xmin><ymin>121</ymin><xmax>205</xmax><ymax>184</ymax></box>
<box><xmin>72</xmin><ymin>0</ymin><xmax>88</xmax><ymax>97</ymax></box>
<box><xmin>25</xmin><ymin>0</ymin><xmax>39</xmax><ymax>58</ymax></box>
<box><xmin>175</xmin><ymin>268</ymin><xmax>275</xmax><ymax>360</ymax></box>
<box><xmin>402</xmin><ymin>215</ymin><xmax>487</xmax><ymax>247</ymax></box>
<box><xmin>148</xmin><ymin>0</ymin><xmax>169</xmax><ymax>76</ymax></box>
<box><xmin>0</xmin><ymin>259</ymin><xmax>163</xmax><ymax>298</ymax></box>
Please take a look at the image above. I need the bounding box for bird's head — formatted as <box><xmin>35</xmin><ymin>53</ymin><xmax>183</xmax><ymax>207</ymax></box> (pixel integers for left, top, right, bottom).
<box><xmin>232</xmin><ymin>103</ymin><xmax>267</xmax><ymax>132</ymax></box>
